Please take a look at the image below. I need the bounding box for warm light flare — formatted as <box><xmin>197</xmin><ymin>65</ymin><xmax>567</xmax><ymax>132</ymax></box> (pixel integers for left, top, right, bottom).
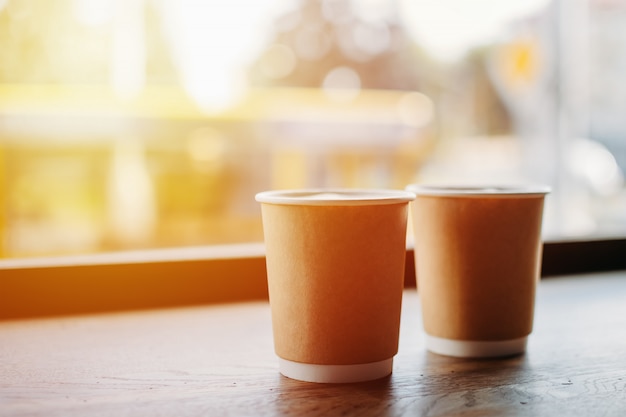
<box><xmin>322</xmin><ymin>66</ymin><xmax>361</xmax><ymax>102</ymax></box>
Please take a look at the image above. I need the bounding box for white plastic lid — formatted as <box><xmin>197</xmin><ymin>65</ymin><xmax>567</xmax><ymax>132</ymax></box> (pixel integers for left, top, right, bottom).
<box><xmin>424</xmin><ymin>334</ymin><xmax>528</xmax><ymax>358</ymax></box>
<box><xmin>255</xmin><ymin>188</ymin><xmax>415</xmax><ymax>206</ymax></box>
<box><xmin>278</xmin><ymin>358</ymin><xmax>393</xmax><ymax>383</ymax></box>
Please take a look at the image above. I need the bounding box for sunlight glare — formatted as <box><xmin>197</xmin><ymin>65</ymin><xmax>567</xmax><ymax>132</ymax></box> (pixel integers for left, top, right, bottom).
<box><xmin>322</xmin><ymin>66</ymin><xmax>361</xmax><ymax>102</ymax></box>
<box><xmin>73</xmin><ymin>0</ymin><xmax>114</xmax><ymax>27</ymax></box>
<box><xmin>157</xmin><ymin>0</ymin><xmax>282</xmax><ymax>113</ymax></box>
<box><xmin>398</xmin><ymin>0</ymin><xmax>551</xmax><ymax>62</ymax></box>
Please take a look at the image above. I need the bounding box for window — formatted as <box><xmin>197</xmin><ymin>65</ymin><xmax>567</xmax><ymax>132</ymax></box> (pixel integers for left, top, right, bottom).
<box><xmin>0</xmin><ymin>0</ymin><xmax>625</xmax><ymax>261</ymax></box>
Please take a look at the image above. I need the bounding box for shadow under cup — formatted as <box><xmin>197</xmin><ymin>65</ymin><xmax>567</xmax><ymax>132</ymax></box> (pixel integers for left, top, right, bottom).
<box><xmin>406</xmin><ymin>185</ymin><xmax>550</xmax><ymax>358</ymax></box>
<box><xmin>256</xmin><ymin>189</ymin><xmax>415</xmax><ymax>383</ymax></box>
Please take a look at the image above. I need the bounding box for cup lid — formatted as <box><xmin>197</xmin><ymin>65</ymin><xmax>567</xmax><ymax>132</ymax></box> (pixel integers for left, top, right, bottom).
<box><xmin>405</xmin><ymin>184</ymin><xmax>551</xmax><ymax>196</ymax></box>
<box><xmin>255</xmin><ymin>188</ymin><xmax>415</xmax><ymax>206</ymax></box>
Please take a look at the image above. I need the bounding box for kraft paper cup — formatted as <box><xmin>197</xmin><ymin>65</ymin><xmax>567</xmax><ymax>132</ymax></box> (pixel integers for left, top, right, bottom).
<box><xmin>406</xmin><ymin>185</ymin><xmax>550</xmax><ymax>358</ymax></box>
<box><xmin>256</xmin><ymin>188</ymin><xmax>415</xmax><ymax>383</ymax></box>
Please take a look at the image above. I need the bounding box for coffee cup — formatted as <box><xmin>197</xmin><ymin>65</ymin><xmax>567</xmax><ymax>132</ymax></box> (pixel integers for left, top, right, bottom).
<box><xmin>406</xmin><ymin>185</ymin><xmax>549</xmax><ymax>358</ymax></box>
<box><xmin>256</xmin><ymin>188</ymin><xmax>415</xmax><ymax>382</ymax></box>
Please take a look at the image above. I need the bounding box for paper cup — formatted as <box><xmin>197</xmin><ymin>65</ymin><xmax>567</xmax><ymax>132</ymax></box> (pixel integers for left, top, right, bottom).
<box><xmin>406</xmin><ymin>185</ymin><xmax>549</xmax><ymax>358</ymax></box>
<box><xmin>256</xmin><ymin>188</ymin><xmax>415</xmax><ymax>382</ymax></box>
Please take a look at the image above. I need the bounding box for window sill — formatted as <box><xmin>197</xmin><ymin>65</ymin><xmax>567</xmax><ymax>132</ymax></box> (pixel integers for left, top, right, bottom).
<box><xmin>1</xmin><ymin>238</ymin><xmax>624</xmax><ymax>320</ymax></box>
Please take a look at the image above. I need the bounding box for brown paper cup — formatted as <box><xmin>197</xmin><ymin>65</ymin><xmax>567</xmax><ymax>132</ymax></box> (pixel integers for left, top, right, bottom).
<box><xmin>256</xmin><ymin>188</ymin><xmax>415</xmax><ymax>382</ymax></box>
<box><xmin>406</xmin><ymin>185</ymin><xmax>549</xmax><ymax>358</ymax></box>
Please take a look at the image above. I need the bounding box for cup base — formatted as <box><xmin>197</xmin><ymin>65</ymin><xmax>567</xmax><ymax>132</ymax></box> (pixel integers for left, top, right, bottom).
<box><xmin>278</xmin><ymin>358</ymin><xmax>393</xmax><ymax>383</ymax></box>
<box><xmin>425</xmin><ymin>334</ymin><xmax>528</xmax><ymax>358</ymax></box>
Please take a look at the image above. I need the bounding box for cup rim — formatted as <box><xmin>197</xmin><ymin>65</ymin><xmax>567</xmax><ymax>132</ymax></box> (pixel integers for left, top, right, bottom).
<box><xmin>255</xmin><ymin>188</ymin><xmax>416</xmax><ymax>206</ymax></box>
<box><xmin>405</xmin><ymin>184</ymin><xmax>551</xmax><ymax>196</ymax></box>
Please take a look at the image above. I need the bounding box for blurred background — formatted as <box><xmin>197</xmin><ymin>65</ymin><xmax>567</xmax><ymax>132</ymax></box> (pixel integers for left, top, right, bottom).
<box><xmin>0</xmin><ymin>0</ymin><xmax>624</xmax><ymax>258</ymax></box>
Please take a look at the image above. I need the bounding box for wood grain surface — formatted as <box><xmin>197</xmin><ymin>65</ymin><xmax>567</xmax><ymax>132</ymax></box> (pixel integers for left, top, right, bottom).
<box><xmin>1</xmin><ymin>271</ymin><xmax>626</xmax><ymax>416</ymax></box>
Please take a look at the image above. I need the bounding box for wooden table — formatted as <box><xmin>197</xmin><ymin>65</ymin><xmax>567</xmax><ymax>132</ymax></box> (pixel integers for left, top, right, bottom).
<box><xmin>1</xmin><ymin>271</ymin><xmax>626</xmax><ymax>416</ymax></box>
